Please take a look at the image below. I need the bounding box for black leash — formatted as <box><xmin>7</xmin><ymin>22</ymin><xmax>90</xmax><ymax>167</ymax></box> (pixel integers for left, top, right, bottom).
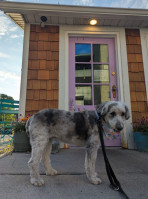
<box><xmin>95</xmin><ymin>110</ymin><xmax>129</xmax><ymax>199</ymax></box>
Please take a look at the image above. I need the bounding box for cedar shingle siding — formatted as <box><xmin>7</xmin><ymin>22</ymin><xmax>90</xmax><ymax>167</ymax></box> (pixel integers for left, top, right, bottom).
<box><xmin>125</xmin><ymin>29</ymin><xmax>148</xmax><ymax>122</ymax></box>
<box><xmin>25</xmin><ymin>25</ymin><xmax>59</xmax><ymax>115</ymax></box>
<box><xmin>26</xmin><ymin>26</ymin><xmax>148</xmax><ymax>120</ymax></box>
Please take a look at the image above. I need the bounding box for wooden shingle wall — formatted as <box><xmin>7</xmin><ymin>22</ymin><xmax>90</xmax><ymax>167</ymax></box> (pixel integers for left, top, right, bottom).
<box><xmin>25</xmin><ymin>25</ymin><xmax>59</xmax><ymax>115</ymax></box>
<box><xmin>125</xmin><ymin>29</ymin><xmax>148</xmax><ymax>122</ymax></box>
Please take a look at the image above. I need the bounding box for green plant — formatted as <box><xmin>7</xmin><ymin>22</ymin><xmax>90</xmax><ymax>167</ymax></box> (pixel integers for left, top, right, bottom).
<box><xmin>12</xmin><ymin>121</ymin><xmax>26</xmax><ymax>132</ymax></box>
<box><xmin>0</xmin><ymin>94</ymin><xmax>15</xmax><ymax>124</ymax></box>
<box><xmin>133</xmin><ymin>117</ymin><xmax>148</xmax><ymax>133</ymax></box>
<box><xmin>12</xmin><ymin>115</ymin><xmax>30</xmax><ymax>133</ymax></box>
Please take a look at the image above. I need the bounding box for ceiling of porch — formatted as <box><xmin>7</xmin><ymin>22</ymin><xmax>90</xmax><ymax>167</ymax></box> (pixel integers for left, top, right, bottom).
<box><xmin>0</xmin><ymin>1</ymin><xmax>148</xmax><ymax>30</ymax></box>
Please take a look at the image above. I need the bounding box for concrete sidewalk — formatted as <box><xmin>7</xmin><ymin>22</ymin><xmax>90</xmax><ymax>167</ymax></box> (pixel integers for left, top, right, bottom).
<box><xmin>0</xmin><ymin>148</ymin><xmax>148</xmax><ymax>199</ymax></box>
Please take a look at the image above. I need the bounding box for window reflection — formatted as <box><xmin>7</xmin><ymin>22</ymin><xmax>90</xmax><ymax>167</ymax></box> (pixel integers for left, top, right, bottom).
<box><xmin>75</xmin><ymin>85</ymin><xmax>92</xmax><ymax>105</ymax></box>
<box><xmin>75</xmin><ymin>64</ymin><xmax>91</xmax><ymax>83</ymax></box>
<box><xmin>93</xmin><ymin>64</ymin><xmax>109</xmax><ymax>83</ymax></box>
<box><xmin>93</xmin><ymin>44</ymin><xmax>108</xmax><ymax>63</ymax></box>
<box><xmin>75</xmin><ymin>44</ymin><xmax>91</xmax><ymax>62</ymax></box>
<box><xmin>94</xmin><ymin>85</ymin><xmax>110</xmax><ymax>105</ymax></box>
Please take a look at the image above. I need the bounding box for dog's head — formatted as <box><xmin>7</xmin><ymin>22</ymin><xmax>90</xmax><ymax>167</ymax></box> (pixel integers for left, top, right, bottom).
<box><xmin>96</xmin><ymin>101</ymin><xmax>130</xmax><ymax>132</ymax></box>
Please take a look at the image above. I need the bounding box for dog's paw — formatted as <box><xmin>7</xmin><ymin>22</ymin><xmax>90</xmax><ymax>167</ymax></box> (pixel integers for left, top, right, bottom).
<box><xmin>46</xmin><ymin>168</ymin><xmax>57</xmax><ymax>176</ymax></box>
<box><xmin>30</xmin><ymin>177</ymin><xmax>45</xmax><ymax>186</ymax></box>
<box><xmin>90</xmin><ymin>177</ymin><xmax>102</xmax><ymax>185</ymax></box>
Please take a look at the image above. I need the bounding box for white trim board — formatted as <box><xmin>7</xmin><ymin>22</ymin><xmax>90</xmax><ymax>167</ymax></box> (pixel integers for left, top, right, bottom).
<box><xmin>19</xmin><ymin>24</ymin><xmax>30</xmax><ymax>117</ymax></box>
<box><xmin>59</xmin><ymin>25</ymin><xmax>134</xmax><ymax>149</ymax></box>
<box><xmin>140</xmin><ymin>29</ymin><xmax>148</xmax><ymax>104</ymax></box>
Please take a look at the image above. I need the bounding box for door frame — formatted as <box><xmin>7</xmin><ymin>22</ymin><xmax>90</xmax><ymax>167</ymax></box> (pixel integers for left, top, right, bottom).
<box><xmin>59</xmin><ymin>25</ymin><xmax>134</xmax><ymax>149</ymax></box>
<box><xmin>69</xmin><ymin>37</ymin><xmax>118</xmax><ymax>111</ymax></box>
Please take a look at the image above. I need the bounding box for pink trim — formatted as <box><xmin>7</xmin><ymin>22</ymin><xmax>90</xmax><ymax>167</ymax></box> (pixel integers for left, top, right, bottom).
<box><xmin>69</xmin><ymin>37</ymin><xmax>118</xmax><ymax>106</ymax></box>
<box><xmin>69</xmin><ymin>37</ymin><xmax>120</xmax><ymax>146</ymax></box>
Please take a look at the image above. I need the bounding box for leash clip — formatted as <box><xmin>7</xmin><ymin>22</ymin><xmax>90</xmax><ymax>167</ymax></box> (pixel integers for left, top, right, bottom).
<box><xmin>110</xmin><ymin>184</ymin><xmax>119</xmax><ymax>191</ymax></box>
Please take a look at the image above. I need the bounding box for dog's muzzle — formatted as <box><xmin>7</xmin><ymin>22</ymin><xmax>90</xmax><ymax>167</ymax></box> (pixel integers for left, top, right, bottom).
<box><xmin>115</xmin><ymin>123</ymin><xmax>123</xmax><ymax>132</ymax></box>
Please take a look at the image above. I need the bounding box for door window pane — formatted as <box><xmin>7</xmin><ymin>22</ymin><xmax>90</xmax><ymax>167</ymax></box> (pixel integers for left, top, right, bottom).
<box><xmin>93</xmin><ymin>64</ymin><xmax>109</xmax><ymax>83</ymax></box>
<box><xmin>93</xmin><ymin>44</ymin><xmax>108</xmax><ymax>63</ymax></box>
<box><xmin>75</xmin><ymin>64</ymin><xmax>91</xmax><ymax>83</ymax></box>
<box><xmin>75</xmin><ymin>44</ymin><xmax>91</xmax><ymax>62</ymax></box>
<box><xmin>75</xmin><ymin>85</ymin><xmax>92</xmax><ymax>105</ymax></box>
<box><xmin>94</xmin><ymin>85</ymin><xmax>110</xmax><ymax>105</ymax></box>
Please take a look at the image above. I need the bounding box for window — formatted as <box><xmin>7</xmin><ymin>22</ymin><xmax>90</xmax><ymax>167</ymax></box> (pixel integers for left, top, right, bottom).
<box><xmin>75</xmin><ymin>43</ymin><xmax>110</xmax><ymax>105</ymax></box>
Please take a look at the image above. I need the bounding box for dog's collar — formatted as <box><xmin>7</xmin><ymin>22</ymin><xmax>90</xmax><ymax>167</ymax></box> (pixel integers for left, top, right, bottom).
<box><xmin>95</xmin><ymin>110</ymin><xmax>108</xmax><ymax>136</ymax></box>
<box><xmin>95</xmin><ymin>110</ymin><xmax>106</xmax><ymax>122</ymax></box>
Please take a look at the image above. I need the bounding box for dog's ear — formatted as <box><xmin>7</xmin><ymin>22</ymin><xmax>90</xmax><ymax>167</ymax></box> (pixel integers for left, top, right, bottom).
<box><xmin>124</xmin><ymin>104</ymin><xmax>130</xmax><ymax>120</ymax></box>
<box><xmin>96</xmin><ymin>102</ymin><xmax>108</xmax><ymax>116</ymax></box>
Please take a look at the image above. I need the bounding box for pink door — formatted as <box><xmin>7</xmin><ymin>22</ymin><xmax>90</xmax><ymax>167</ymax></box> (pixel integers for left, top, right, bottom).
<box><xmin>69</xmin><ymin>37</ymin><xmax>120</xmax><ymax>146</ymax></box>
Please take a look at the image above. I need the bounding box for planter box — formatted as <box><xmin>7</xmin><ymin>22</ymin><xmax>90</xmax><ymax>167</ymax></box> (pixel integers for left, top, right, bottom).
<box><xmin>13</xmin><ymin>132</ymin><xmax>59</xmax><ymax>153</ymax></box>
<box><xmin>13</xmin><ymin>131</ymin><xmax>31</xmax><ymax>152</ymax></box>
<box><xmin>134</xmin><ymin>132</ymin><xmax>148</xmax><ymax>152</ymax></box>
<box><xmin>52</xmin><ymin>140</ymin><xmax>59</xmax><ymax>154</ymax></box>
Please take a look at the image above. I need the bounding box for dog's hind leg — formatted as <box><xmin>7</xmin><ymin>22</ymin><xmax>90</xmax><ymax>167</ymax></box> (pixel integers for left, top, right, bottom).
<box><xmin>28</xmin><ymin>138</ymin><xmax>48</xmax><ymax>186</ymax></box>
<box><xmin>42</xmin><ymin>140</ymin><xmax>57</xmax><ymax>176</ymax></box>
<box><xmin>85</xmin><ymin>134</ymin><xmax>102</xmax><ymax>185</ymax></box>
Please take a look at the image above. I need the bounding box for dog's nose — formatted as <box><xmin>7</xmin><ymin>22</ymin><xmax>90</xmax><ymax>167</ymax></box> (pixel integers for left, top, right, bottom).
<box><xmin>116</xmin><ymin>124</ymin><xmax>123</xmax><ymax>131</ymax></box>
<box><xmin>117</xmin><ymin>127</ymin><xmax>123</xmax><ymax>131</ymax></box>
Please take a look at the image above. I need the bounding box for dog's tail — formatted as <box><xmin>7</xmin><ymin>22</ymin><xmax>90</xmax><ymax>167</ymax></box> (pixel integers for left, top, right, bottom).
<box><xmin>25</xmin><ymin>116</ymin><xmax>33</xmax><ymax>136</ymax></box>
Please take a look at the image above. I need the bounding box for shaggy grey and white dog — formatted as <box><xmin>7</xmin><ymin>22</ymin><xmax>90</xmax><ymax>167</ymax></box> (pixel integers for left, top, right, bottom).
<box><xmin>26</xmin><ymin>101</ymin><xmax>130</xmax><ymax>186</ymax></box>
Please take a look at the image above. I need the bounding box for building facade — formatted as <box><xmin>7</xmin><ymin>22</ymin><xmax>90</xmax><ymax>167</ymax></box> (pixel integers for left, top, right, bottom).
<box><xmin>1</xmin><ymin>1</ymin><xmax>148</xmax><ymax>149</ymax></box>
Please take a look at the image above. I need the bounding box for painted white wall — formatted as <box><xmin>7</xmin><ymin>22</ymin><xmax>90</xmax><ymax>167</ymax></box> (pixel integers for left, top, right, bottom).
<box><xmin>140</xmin><ymin>29</ymin><xmax>148</xmax><ymax>104</ymax></box>
<box><xmin>59</xmin><ymin>25</ymin><xmax>134</xmax><ymax>149</ymax></box>
<box><xmin>19</xmin><ymin>24</ymin><xmax>30</xmax><ymax>117</ymax></box>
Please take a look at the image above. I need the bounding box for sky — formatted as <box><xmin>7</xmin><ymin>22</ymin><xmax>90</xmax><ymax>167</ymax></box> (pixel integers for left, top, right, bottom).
<box><xmin>0</xmin><ymin>0</ymin><xmax>148</xmax><ymax>100</ymax></box>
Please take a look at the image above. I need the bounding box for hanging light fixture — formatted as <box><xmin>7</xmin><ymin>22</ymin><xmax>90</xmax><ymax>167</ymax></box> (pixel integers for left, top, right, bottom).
<box><xmin>89</xmin><ymin>19</ymin><xmax>98</xmax><ymax>25</ymax></box>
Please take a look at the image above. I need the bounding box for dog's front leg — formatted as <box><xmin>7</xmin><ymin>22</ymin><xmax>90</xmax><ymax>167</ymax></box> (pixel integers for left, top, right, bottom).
<box><xmin>85</xmin><ymin>137</ymin><xmax>102</xmax><ymax>185</ymax></box>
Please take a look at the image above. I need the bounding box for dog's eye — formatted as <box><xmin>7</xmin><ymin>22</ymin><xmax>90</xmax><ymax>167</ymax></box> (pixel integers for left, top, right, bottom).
<box><xmin>110</xmin><ymin>112</ymin><xmax>116</xmax><ymax>117</ymax></box>
<box><xmin>121</xmin><ymin>112</ymin><xmax>125</xmax><ymax>116</ymax></box>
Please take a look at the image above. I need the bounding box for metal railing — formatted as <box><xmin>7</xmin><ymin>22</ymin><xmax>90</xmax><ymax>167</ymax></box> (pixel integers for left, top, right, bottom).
<box><xmin>0</xmin><ymin>99</ymin><xmax>19</xmax><ymax>155</ymax></box>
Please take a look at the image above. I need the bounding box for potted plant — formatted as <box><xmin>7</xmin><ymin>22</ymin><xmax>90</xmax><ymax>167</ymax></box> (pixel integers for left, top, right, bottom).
<box><xmin>133</xmin><ymin>117</ymin><xmax>148</xmax><ymax>152</ymax></box>
<box><xmin>12</xmin><ymin>116</ymin><xmax>31</xmax><ymax>152</ymax></box>
<box><xmin>12</xmin><ymin>115</ymin><xmax>60</xmax><ymax>153</ymax></box>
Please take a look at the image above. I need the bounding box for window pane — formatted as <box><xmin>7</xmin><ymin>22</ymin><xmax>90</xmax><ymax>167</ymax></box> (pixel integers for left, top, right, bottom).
<box><xmin>75</xmin><ymin>85</ymin><xmax>92</xmax><ymax>105</ymax></box>
<box><xmin>94</xmin><ymin>85</ymin><xmax>110</xmax><ymax>105</ymax></box>
<box><xmin>93</xmin><ymin>44</ymin><xmax>108</xmax><ymax>63</ymax></box>
<box><xmin>75</xmin><ymin>64</ymin><xmax>91</xmax><ymax>83</ymax></box>
<box><xmin>75</xmin><ymin>44</ymin><xmax>91</xmax><ymax>62</ymax></box>
<box><xmin>93</xmin><ymin>64</ymin><xmax>109</xmax><ymax>83</ymax></box>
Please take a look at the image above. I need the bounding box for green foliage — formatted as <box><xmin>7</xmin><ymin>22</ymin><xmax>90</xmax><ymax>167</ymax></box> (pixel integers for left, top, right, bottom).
<box><xmin>0</xmin><ymin>94</ymin><xmax>15</xmax><ymax>124</ymax></box>
<box><xmin>12</xmin><ymin>116</ymin><xmax>30</xmax><ymax>133</ymax></box>
<box><xmin>0</xmin><ymin>114</ymin><xmax>15</xmax><ymax>123</ymax></box>
<box><xmin>12</xmin><ymin>121</ymin><xmax>26</xmax><ymax>133</ymax></box>
<box><xmin>0</xmin><ymin>94</ymin><xmax>14</xmax><ymax>100</ymax></box>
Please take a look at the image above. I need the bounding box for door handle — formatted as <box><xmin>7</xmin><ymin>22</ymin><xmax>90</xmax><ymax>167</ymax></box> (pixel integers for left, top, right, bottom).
<box><xmin>112</xmin><ymin>85</ymin><xmax>116</xmax><ymax>98</ymax></box>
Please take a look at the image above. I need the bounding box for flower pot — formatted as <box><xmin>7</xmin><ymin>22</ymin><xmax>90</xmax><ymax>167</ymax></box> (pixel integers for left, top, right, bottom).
<box><xmin>134</xmin><ymin>132</ymin><xmax>148</xmax><ymax>152</ymax></box>
<box><xmin>13</xmin><ymin>131</ymin><xmax>31</xmax><ymax>152</ymax></box>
